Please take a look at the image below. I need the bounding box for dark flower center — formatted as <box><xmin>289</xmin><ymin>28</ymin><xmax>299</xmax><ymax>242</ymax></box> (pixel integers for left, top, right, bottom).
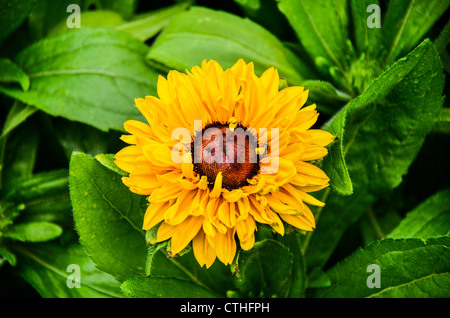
<box><xmin>192</xmin><ymin>122</ymin><xmax>260</xmax><ymax>190</ymax></box>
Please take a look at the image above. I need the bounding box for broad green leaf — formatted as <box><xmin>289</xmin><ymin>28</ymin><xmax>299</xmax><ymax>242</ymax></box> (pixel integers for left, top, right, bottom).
<box><xmin>388</xmin><ymin>188</ymin><xmax>450</xmax><ymax>239</ymax></box>
<box><xmin>0</xmin><ymin>0</ymin><xmax>38</xmax><ymax>44</ymax></box>
<box><xmin>28</xmin><ymin>0</ymin><xmax>137</xmax><ymax>39</ymax></box>
<box><xmin>48</xmin><ymin>11</ymin><xmax>126</xmax><ymax>36</ymax></box>
<box><xmin>0</xmin><ymin>59</ymin><xmax>30</xmax><ymax>91</ymax></box>
<box><xmin>121</xmin><ymin>276</ymin><xmax>217</xmax><ymax>298</ymax></box>
<box><xmin>116</xmin><ymin>2</ymin><xmax>190</xmax><ymax>41</ymax></box>
<box><xmin>15</xmin><ymin>242</ymin><xmax>124</xmax><ymax>298</ymax></box>
<box><xmin>370</xmin><ymin>273</ymin><xmax>450</xmax><ymax>298</ymax></box>
<box><xmin>147</xmin><ymin>6</ymin><xmax>313</xmax><ymax>84</ymax></box>
<box><xmin>277</xmin><ymin>0</ymin><xmax>349</xmax><ymax>72</ymax></box>
<box><xmin>236</xmin><ymin>239</ymin><xmax>293</xmax><ymax>297</ymax></box>
<box><xmin>382</xmin><ymin>0</ymin><xmax>450</xmax><ymax>64</ymax></box>
<box><xmin>0</xmin><ymin>28</ymin><xmax>159</xmax><ymax>132</ymax></box>
<box><xmin>69</xmin><ymin>152</ymin><xmax>147</xmax><ymax>282</ymax></box>
<box><xmin>1</xmin><ymin>101</ymin><xmax>37</xmax><ymax>139</ymax></box>
<box><xmin>3</xmin><ymin>221</ymin><xmax>62</xmax><ymax>242</ymax></box>
<box><xmin>313</xmin><ymin>237</ymin><xmax>450</xmax><ymax>298</ymax></box>
<box><xmin>305</xmin><ymin>39</ymin><xmax>445</xmax><ymax>269</ymax></box>
<box><xmin>320</xmin><ymin>108</ymin><xmax>353</xmax><ymax>196</ymax></box>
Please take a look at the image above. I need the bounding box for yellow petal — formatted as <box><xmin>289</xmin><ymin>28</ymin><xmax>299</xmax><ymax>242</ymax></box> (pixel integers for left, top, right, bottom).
<box><xmin>210</xmin><ymin>171</ymin><xmax>223</xmax><ymax>198</ymax></box>
<box><xmin>171</xmin><ymin>216</ymin><xmax>203</xmax><ymax>255</ymax></box>
<box><xmin>164</xmin><ymin>190</ymin><xmax>197</xmax><ymax>225</ymax></box>
<box><xmin>214</xmin><ymin>229</ymin><xmax>237</xmax><ymax>265</ymax></box>
<box><xmin>149</xmin><ymin>183</ymin><xmax>183</xmax><ymax>203</ymax></box>
<box><xmin>280</xmin><ymin>213</ymin><xmax>314</xmax><ymax>231</ymax></box>
<box><xmin>236</xmin><ymin>215</ymin><xmax>256</xmax><ymax>244</ymax></box>
<box><xmin>193</xmin><ymin>230</ymin><xmax>216</xmax><ymax>268</ymax></box>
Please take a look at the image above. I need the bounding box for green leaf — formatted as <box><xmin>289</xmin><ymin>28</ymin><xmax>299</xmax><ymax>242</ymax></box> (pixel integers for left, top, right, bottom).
<box><xmin>147</xmin><ymin>6</ymin><xmax>313</xmax><ymax>84</ymax></box>
<box><xmin>1</xmin><ymin>101</ymin><xmax>37</xmax><ymax>139</ymax></box>
<box><xmin>4</xmin><ymin>169</ymin><xmax>68</xmax><ymax>202</ymax></box>
<box><xmin>350</xmin><ymin>0</ymin><xmax>382</xmax><ymax>58</ymax></box>
<box><xmin>307</xmin><ymin>268</ymin><xmax>331</xmax><ymax>288</ymax></box>
<box><xmin>143</xmin><ymin>246</ymin><xmax>235</xmax><ymax>297</ymax></box>
<box><xmin>3</xmin><ymin>221</ymin><xmax>62</xmax><ymax>242</ymax></box>
<box><xmin>233</xmin><ymin>0</ymin><xmax>291</xmax><ymax>40</ymax></box>
<box><xmin>15</xmin><ymin>242</ymin><xmax>124</xmax><ymax>298</ymax></box>
<box><xmin>3</xmin><ymin>169</ymin><xmax>72</xmax><ymax>225</ymax></box>
<box><xmin>0</xmin><ymin>28</ymin><xmax>159</xmax><ymax>132</ymax></box>
<box><xmin>145</xmin><ymin>242</ymin><xmax>167</xmax><ymax>276</ymax></box>
<box><xmin>69</xmin><ymin>152</ymin><xmax>147</xmax><ymax>282</ymax></box>
<box><xmin>382</xmin><ymin>0</ymin><xmax>450</xmax><ymax>64</ymax></box>
<box><xmin>370</xmin><ymin>273</ymin><xmax>450</xmax><ymax>298</ymax></box>
<box><xmin>305</xmin><ymin>39</ymin><xmax>445</xmax><ymax>269</ymax></box>
<box><xmin>0</xmin><ymin>246</ymin><xmax>17</xmax><ymax>267</ymax></box>
<box><xmin>313</xmin><ymin>237</ymin><xmax>450</xmax><ymax>298</ymax></box>
<box><xmin>28</xmin><ymin>0</ymin><xmax>137</xmax><ymax>39</ymax></box>
<box><xmin>434</xmin><ymin>19</ymin><xmax>450</xmax><ymax>55</ymax></box>
<box><xmin>277</xmin><ymin>0</ymin><xmax>349</xmax><ymax>72</ymax></box>
<box><xmin>116</xmin><ymin>2</ymin><xmax>191</xmax><ymax>42</ymax></box>
<box><xmin>236</xmin><ymin>239</ymin><xmax>293</xmax><ymax>297</ymax></box>
<box><xmin>121</xmin><ymin>276</ymin><xmax>217</xmax><ymax>298</ymax></box>
<box><xmin>85</xmin><ymin>0</ymin><xmax>138</xmax><ymax>19</ymax></box>
<box><xmin>0</xmin><ymin>0</ymin><xmax>38</xmax><ymax>44</ymax></box>
<box><xmin>1</xmin><ymin>120</ymin><xmax>39</xmax><ymax>188</ymax></box>
<box><xmin>0</xmin><ymin>59</ymin><xmax>30</xmax><ymax>91</ymax></box>
<box><xmin>48</xmin><ymin>10</ymin><xmax>126</xmax><ymax>37</ymax></box>
<box><xmin>388</xmin><ymin>188</ymin><xmax>450</xmax><ymax>239</ymax></box>
<box><xmin>320</xmin><ymin>108</ymin><xmax>353</xmax><ymax>196</ymax></box>
<box><xmin>301</xmin><ymin>80</ymin><xmax>350</xmax><ymax>115</ymax></box>
<box><xmin>94</xmin><ymin>153</ymin><xmax>127</xmax><ymax>176</ymax></box>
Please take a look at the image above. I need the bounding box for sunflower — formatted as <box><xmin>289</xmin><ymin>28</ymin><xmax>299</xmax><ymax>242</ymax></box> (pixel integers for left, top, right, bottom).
<box><xmin>114</xmin><ymin>59</ymin><xmax>334</xmax><ymax>268</ymax></box>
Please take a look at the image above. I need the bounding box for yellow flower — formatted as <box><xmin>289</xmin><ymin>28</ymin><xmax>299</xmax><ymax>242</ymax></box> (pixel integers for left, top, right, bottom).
<box><xmin>114</xmin><ymin>59</ymin><xmax>334</xmax><ymax>268</ymax></box>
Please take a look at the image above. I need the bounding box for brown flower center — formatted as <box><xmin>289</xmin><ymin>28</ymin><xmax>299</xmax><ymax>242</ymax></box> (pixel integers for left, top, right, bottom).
<box><xmin>192</xmin><ymin>122</ymin><xmax>260</xmax><ymax>190</ymax></box>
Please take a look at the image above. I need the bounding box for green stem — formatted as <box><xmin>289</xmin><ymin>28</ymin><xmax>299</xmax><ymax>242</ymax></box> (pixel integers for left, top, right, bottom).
<box><xmin>301</xmin><ymin>187</ymin><xmax>331</xmax><ymax>254</ymax></box>
<box><xmin>0</xmin><ymin>134</ymin><xmax>7</xmax><ymax>191</ymax></box>
<box><xmin>367</xmin><ymin>206</ymin><xmax>384</xmax><ymax>240</ymax></box>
